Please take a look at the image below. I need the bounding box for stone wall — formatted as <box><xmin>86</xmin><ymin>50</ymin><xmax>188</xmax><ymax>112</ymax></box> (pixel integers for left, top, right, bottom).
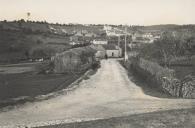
<box><xmin>181</xmin><ymin>75</ymin><xmax>195</xmax><ymax>98</ymax></box>
<box><xmin>124</xmin><ymin>57</ymin><xmax>195</xmax><ymax>98</ymax></box>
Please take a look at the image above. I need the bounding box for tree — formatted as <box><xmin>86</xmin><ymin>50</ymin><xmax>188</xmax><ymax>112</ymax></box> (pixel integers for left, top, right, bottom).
<box><xmin>140</xmin><ymin>30</ymin><xmax>195</xmax><ymax>67</ymax></box>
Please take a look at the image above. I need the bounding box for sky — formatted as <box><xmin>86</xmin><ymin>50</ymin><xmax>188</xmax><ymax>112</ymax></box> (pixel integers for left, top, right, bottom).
<box><xmin>0</xmin><ymin>0</ymin><xmax>195</xmax><ymax>25</ymax></box>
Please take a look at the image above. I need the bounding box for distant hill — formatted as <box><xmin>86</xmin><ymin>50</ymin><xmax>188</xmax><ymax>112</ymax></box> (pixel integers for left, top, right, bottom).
<box><xmin>129</xmin><ymin>24</ymin><xmax>195</xmax><ymax>33</ymax></box>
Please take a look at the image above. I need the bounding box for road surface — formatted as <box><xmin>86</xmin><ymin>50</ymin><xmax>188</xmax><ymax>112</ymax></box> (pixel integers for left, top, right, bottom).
<box><xmin>0</xmin><ymin>59</ymin><xmax>194</xmax><ymax>127</ymax></box>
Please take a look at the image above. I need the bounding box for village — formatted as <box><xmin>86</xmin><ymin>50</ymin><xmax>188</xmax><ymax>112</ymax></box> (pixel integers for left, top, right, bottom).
<box><xmin>0</xmin><ymin>15</ymin><xmax>195</xmax><ymax>128</ymax></box>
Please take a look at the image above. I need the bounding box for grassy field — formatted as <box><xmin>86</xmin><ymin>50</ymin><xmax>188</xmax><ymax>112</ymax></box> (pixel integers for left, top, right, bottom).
<box><xmin>37</xmin><ymin>108</ymin><xmax>195</xmax><ymax>128</ymax></box>
<box><xmin>0</xmin><ymin>60</ymin><xmax>87</xmax><ymax>108</ymax></box>
<box><xmin>0</xmin><ymin>73</ymin><xmax>77</xmax><ymax>99</ymax></box>
<box><xmin>0</xmin><ymin>28</ymin><xmax>70</xmax><ymax>64</ymax></box>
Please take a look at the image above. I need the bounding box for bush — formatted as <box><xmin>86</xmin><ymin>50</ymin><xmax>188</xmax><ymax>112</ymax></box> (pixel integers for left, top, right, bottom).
<box><xmin>91</xmin><ymin>61</ymin><xmax>100</xmax><ymax>70</ymax></box>
<box><xmin>139</xmin><ymin>58</ymin><xmax>175</xmax><ymax>79</ymax></box>
<box><xmin>36</xmin><ymin>39</ymin><xmax>43</xmax><ymax>44</ymax></box>
<box><xmin>35</xmin><ymin>61</ymin><xmax>54</xmax><ymax>74</ymax></box>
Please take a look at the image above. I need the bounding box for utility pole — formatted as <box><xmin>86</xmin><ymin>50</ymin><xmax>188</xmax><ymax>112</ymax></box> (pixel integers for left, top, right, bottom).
<box><xmin>118</xmin><ymin>35</ymin><xmax>120</xmax><ymax>48</ymax></box>
<box><xmin>124</xmin><ymin>25</ymin><xmax>128</xmax><ymax>61</ymax></box>
<box><xmin>118</xmin><ymin>35</ymin><xmax>121</xmax><ymax>57</ymax></box>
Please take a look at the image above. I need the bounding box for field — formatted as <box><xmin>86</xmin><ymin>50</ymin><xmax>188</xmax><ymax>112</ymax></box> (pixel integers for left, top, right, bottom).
<box><xmin>0</xmin><ymin>73</ymin><xmax>80</xmax><ymax>100</ymax></box>
<box><xmin>0</xmin><ymin>62</ymin><xmax>86</xmax><ymax>108</ymax></box>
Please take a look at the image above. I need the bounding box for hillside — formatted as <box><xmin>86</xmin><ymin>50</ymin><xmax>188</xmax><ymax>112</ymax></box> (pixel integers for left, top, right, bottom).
<box><xmin>0</xmin><ymin>29</ymin><xmax>71</xmax><ymax>64</ymax></box>
<box><xmin>0</xmin><ymin>21</ymin><xmax>107</xmax><ymax>64</ymax></box>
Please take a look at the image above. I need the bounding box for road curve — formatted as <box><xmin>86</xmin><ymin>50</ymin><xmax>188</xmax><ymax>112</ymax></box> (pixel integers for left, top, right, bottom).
<box><xmin>0</xmin><ymin>59</ymin><xmax>194</xmax><ymax>127</ymax></box>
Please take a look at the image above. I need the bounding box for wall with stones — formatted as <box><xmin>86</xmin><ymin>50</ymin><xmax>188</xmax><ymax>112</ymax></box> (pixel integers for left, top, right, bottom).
<box><xmin>124</xmin><ymin>57</ymin><xmax>195</xmax><ymax>98</ymax></box>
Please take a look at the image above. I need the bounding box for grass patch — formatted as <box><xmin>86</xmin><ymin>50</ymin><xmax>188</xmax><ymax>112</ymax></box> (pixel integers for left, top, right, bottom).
<box><xmin>0</xmin><ymin>72</ymin><xmax>82</xmax><ymax>108</ymax></box>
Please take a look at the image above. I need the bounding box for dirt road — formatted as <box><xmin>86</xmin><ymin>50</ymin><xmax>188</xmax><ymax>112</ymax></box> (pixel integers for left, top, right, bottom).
<box><xmin>0</xmin><ymin>59</ymin><xmax>194</xmax><ymax>127</ymax></box>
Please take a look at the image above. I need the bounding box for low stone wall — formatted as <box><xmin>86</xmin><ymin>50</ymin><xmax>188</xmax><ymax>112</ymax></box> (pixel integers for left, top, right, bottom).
<box><xmin>181</xmin><ymin>75</ymin><xmax>195</xmax><ymax>98</ymax></box>
<box><xmin>124</xmin><ymin>57</ymin><xmax>195</xmax><ymax>98</ymax></box>
<box><xmin>161</xmin><ymin>77</ymin><xmax>181</xmax><ymax>97</ymax></box>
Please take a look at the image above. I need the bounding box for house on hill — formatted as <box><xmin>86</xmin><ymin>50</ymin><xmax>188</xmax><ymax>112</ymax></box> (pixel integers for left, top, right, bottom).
<box><xmin>92</xmin><ymin>39</ymin><xmax>108</xmax><ymax>45</ymax></box>
<box><xmin>103</xmin><ymin>44</ymin><xmax>122</xmax><ymax>58</ymax></box>
<box><xmin>132</xmin><ymin>32</ymin><xmax>155</xmax><ymax>43</ymax></box>
<box><xmin>69</xmin><ymin>36</ymin><xmax>80</xmax><ymax>45</ymax></box>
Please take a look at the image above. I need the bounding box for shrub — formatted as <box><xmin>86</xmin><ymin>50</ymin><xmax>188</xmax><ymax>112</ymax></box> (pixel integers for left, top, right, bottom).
<box><xmin>91</xmin><ymin>61</ymin><xmax>100</xmax><ymax>70</ymax></box>
<box><xmin>36</xmin><ymin>39</ymin><xmax>43</xmax><ymax>44</ymax></box>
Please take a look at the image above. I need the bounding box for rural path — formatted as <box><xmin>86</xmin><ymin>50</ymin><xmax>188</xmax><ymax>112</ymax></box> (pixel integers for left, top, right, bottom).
<box><xmin>0</xmin><ymin>59</ymin><xmax>194</xmax><ymax>127</ymax></box>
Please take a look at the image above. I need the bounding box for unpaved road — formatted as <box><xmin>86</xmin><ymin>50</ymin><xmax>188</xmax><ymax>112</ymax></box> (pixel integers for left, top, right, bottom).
<box><xmin>0</xmin><ymin>59</ymin><xmax>194</xmax><ymax>127</ymax></box>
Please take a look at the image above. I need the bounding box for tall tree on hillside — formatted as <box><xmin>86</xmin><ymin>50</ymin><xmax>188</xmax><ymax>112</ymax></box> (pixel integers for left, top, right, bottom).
<box><xmin>155</xmin><ymin>32</ymin><xmax>176</xmax><ymax>66</ymax></box>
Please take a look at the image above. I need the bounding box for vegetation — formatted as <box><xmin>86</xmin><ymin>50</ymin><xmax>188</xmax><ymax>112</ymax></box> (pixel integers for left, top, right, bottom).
<box><xmin>0</xmin><ymin>23</ymin><xmax>70</xmax><ymax>64</ymax></box>
<box><xmin>139</xmin><ymin>31</ymin><xmax>195</xmax><ymax>66</ymax></box>
<box><xmin>0</xmin><ymin>71</ymin><xmax>83</xmax><ymax>106</ymax></box>
<box><xmin>127</xmin><ymin>27</ymin><xmax>195</xmax><ymax>98</ymax></box>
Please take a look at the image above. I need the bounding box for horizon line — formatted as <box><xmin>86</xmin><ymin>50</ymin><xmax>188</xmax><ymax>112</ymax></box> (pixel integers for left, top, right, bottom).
<box><xmin>1</xmin><ymin>19</ymin><xmax>195</xmax><ymax>27</ymax></box>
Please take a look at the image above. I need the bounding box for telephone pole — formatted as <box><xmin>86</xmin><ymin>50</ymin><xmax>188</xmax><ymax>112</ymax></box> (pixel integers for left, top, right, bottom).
<box><xmin>124</xmin><ymin>25</ymin><xmax>128</xmax><ymax>61</ymax></box>
<box><xmin>118</xmin><ymin>35</ymin><xmax>120</xmax><ymax>48</ymax></box>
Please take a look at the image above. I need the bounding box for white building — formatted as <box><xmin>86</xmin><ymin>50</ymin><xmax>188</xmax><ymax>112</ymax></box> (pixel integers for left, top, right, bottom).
<box><xmin>103</xmin><ymin>25</ymin><xmax>112</xmax><ymax>31</ymax></box>
<box><xmin>142</xmin><ymin>33</ymin><xmax>153</xmax><ymax>38</ymax></box>
<box><xmin>103</xmin><ymin>44</ymin><xmax>122</xmax><ymax>58</ymax></box>
<box><xmin>132</xmin><ymin>32</ymin><xmax>155</xmax><ymax>43</ymax></box>
<box><xmin>69</xmin><ymin>41</ymin><xmax>79</xmax><ymax>46</ymax></box>
<box><xmin>92</xmin><ymin>40</ymin><xmax>108</xmax><ymax>45</ymax></box>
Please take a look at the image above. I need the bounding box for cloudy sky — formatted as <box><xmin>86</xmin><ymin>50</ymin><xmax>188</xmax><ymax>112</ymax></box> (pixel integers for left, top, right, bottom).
<box><xmin>0</xmin><ymin>0</ymin><xmax>195</xmax><ymax>25</ymax></box>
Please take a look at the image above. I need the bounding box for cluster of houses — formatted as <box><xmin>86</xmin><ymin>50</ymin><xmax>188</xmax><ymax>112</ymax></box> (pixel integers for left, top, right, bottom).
<box><xmin>91</xmin><ymin>40</ymin><xmax>122</xmax><ymax>58</ymax></box>
<box><xmin>67</xmin><ymin>28</ymin><xmax>122</xmax><ymax>58</ymax></box>
<box><xmin>104</xmin><ymin>25</ymin><xmax>128</xmax><ymax>37</ymax></box>
<box><xmin>68</xmin><ymin>29</ymin><xmax>106</xmax><ymax>46</ymax></box>
<box><xmin>68</xmin><ymin>33</ymin><xmax>122</xmax><ymax>59</ymax></box>
<box><xmin>52</xmin><ymin>42</ymin><xmax>122</xmax><ymax>73</ymax></box>
<box><xmin>50</xmin><ymin>25</ymin><xmax>163</xmax><ymax>61</ymax></box>
<box><xmin>50</xmin><ymin>24</ymin><xmax>162</xmax><ymax>48</ymax></box>
<box><xmin>132</xmin><ymin>31</ymin><xmax>161</xmax><ymax>44</ymax></box>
